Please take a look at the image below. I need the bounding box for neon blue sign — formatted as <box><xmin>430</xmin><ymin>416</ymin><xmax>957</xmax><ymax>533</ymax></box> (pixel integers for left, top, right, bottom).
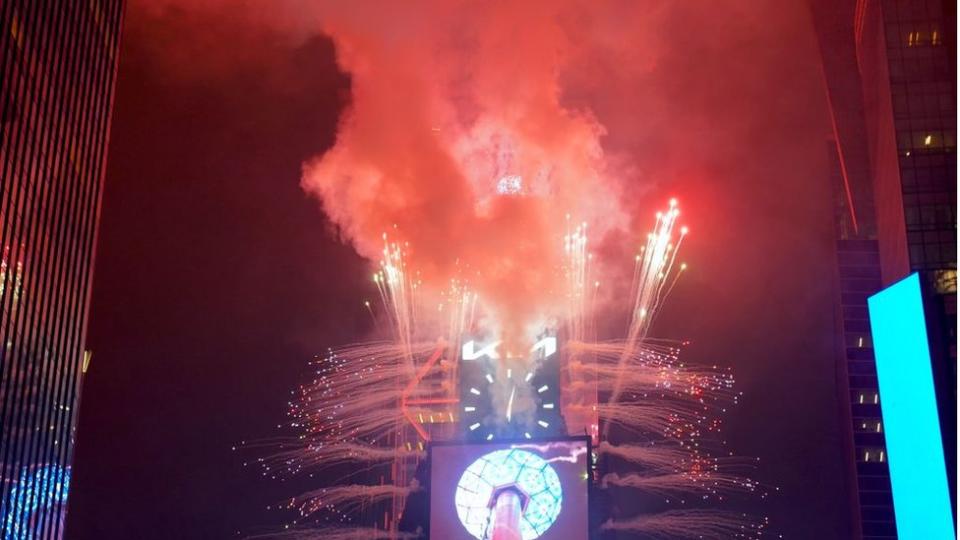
<box><xmin>868</xmin><ymin>273</ymin><xmax>955</xmax><ymax>540</ymax></box>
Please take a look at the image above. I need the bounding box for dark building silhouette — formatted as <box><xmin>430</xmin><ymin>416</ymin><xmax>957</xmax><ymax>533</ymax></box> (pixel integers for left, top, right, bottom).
<box><xmin>811</xmin><ymin>0</ymin><xmax>956</xmax><ymax>538</ymax></box>
<box><xmin>0</xmin><ymin>1</ymin><xmax>123</xmax><ymax>538</ymax></box>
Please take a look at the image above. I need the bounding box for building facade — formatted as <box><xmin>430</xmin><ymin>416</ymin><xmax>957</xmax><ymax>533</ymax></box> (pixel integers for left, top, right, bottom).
<box><xmin>0</xmin><ymin>1</ymin><xmax>123</xmax><ymax>538</ymax></box>
<box><xmin>812</xmin><ymin>0</ymin><xmax>956</xmax><ymax>538</ymax></box>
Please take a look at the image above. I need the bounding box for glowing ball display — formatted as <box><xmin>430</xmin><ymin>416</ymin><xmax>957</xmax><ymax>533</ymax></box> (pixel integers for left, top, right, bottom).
<box><xmin>454</xmin><ymin>448</ymin><xmax>562</xmax><ymax>540</ymax></box>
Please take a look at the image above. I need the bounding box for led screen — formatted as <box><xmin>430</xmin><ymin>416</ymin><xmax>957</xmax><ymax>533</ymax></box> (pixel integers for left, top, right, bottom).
<box><xmin>430</xmin><ymin>438</ymin><xmax>589</xmax><ymax>540</ymax></box>
<box><xmin>868</xmin><ymin>273</ymin><xmax>955</xmax><ymax>540</ymax></box>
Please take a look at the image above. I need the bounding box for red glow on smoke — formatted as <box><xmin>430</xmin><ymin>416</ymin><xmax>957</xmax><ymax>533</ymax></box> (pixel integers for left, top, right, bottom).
<box><xmin>301</xmin><ymin>4</ymin><xmax>641</xmax><ymax>348</ymax></box>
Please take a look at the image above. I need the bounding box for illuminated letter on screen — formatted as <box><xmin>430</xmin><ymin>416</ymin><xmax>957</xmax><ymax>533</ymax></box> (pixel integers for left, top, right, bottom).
<box><xmin>867</xmin><ymin>273</ymin><xmax>955</xmax><ymax>540</ymax></box>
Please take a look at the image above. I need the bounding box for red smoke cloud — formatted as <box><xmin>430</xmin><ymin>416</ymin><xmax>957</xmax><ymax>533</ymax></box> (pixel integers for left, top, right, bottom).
<box><xmin>302</xmin><ymin>3</ymin><xmax>638</xmax><ymax>347</ymax></box>
<box><xmin>132</xmin><ymin>0</ymin><xmax>830</xmax><ymax>350</ymax></box>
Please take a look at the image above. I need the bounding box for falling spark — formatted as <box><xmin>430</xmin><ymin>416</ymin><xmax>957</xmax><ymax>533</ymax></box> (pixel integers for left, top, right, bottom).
<box><xmin>247</xmin><ymin>526</ymin><xmax>422</xmax><ymax>539</ymax></box>
<box><xmin>260</xmin><ymin>200</ymin><xmax>765</xmax><ymax>537</ymax></box>
<box><xmin>601</xmin><ymin>510</ymin><xmax>770</xmax><ymax>539</ymax></box>
<box><xmin>604</xmin><ymin>200</ymin><xmax>688</xmax><ymax>438</ymax></box>
<box><xmin>292</xmin><ymin>481</ymin><xmax>420</xmax><ymax>517</ymax></box>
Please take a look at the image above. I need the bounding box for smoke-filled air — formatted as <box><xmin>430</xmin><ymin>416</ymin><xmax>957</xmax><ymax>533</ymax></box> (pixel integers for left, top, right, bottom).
<box><xmin>208</xmin><ymin>2</ymin><xmax>780</xmax><ymax>539</ymax></box>
<box><xmin>301</xmin><ymin>3</ymin><xmax>632</xmax><ymax>353</ymax></box>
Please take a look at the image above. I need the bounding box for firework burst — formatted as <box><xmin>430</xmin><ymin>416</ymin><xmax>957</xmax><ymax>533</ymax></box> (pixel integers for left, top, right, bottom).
<box><xmin>248</xmin><ymin>200</ymin><xmax>770</xmax><ymax>539</ymax></box>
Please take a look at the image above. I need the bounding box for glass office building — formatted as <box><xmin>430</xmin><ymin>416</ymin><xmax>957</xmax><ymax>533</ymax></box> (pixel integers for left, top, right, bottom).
<box><xmin>812</xmin><ymin>0</ymin><xmax>956</xmax><ymax>537</ymax></box>
<box><xmin>1</xmin><ymin>2</ymin><xmax>123</xmax><ymax>538</ymax></box>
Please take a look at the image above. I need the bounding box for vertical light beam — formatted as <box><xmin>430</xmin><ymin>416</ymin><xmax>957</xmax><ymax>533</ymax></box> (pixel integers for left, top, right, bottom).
<box><xmin>868</xmin><ymin>273</ymin><xmax>955</xmax><ymax>540</ymax></box>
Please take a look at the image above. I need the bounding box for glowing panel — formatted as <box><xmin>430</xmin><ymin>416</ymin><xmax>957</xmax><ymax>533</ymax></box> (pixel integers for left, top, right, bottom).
<box><xmin>462</xmin><ymin>340</ymin><xmax>501</xmax><ymax>361</ymax></box>
<box><xmin>867</xmin><ymin>273</ymin><xmax>955</xmax><ymax>540</ymax></box>
<box><xmin>431</xmin><ymin>439</ymin><xmax>589</xmax><ymax>540</ymax></box>
<box><xmin>3</xmin><ymin>465</ymin><xmax>71</xmax><ymax>540</ymax></box>
<box><xmin>454</xmin><ymin>449</ymin><xmax>562</xmax><ymax>540</ymax></box>
<box><xmin>530</xmin><ymin>337</ymin><xmax>557</xmax><ymax>359</ymax></box>
<box><xmin>497</xmin><ymin>175</ymin><xmax>523</xmax><ymax>195</ymax></box>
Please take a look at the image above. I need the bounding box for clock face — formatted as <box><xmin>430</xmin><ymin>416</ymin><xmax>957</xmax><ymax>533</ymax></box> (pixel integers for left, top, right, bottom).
<box><xmin>462</xmin><ymin>367</ymin><xmax>557</xmax><ymax>441</ymax></box>
<box><xmin>459</xmin><ymin>336</ymin><xmax>562</xmax><ymax>441</ymax></box>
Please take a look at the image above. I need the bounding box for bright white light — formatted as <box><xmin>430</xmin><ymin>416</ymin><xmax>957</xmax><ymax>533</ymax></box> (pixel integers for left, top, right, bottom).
<box><xmin>485</xmin><ymin>374</ymin><xmax>495</xmax><ymax>384</ymax></box>
<box><xmin>525</xmin><ymin>372</ymin><xmax>534</xmax><ymax>382</ymax></box>
<box><xmin>537</xmin><ymin>385</ymin><xmax>549</xmax><ymax>394</ymax></box>
<box><xmin>531</xmin><ymin>336</ymin><xmax>556</xmax><ymax>358</ymax></box>
<box><xmin>455</xmin><ymin>448</ymin><xmax>563</xmax><ymax>540</ymax></box>
<box><xmin>464</xmin><ymin>406</ymin><xmax>476</xmax><ymax>412</ymax></box>
<box><xmin>496</xmin><ymin>175</ymin><xmax>523</xmax><ymax>195</ymax></box>
<box><xmin>486</xmin><ymin>434</ymin><xmax>494</xmax><ymax>441</ymax></box>
<box><xmin>469</xmin><ymin>423</ymin><xmax>481</xmax><ymax>431</ymax></box>
<box><xmin>542</xmin><ymin>403</ymin><xmax>554</xmax><ymax>409</ymax></box>
<box><xmin>538</xmin><ymin>420</ymin><xmax>550</xmax><ymax>428</ymax></box>
<box><xmin>470</xmin><ymin>388</ymin><xmax>481</xmax><ymax>396</ymax></box>
<box><xmin>462</xmin><ymin>340</ymin><xmax>501</xmax><ymax>361</ymax></box>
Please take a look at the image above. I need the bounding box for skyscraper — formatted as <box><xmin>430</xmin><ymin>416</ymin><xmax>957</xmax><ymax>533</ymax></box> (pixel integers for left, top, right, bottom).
<box><xmin>811</xmin><ymin>0</ymin><xmax>956</xmax><ymax>538</ymax></box>
<box><xmin>0</xmin><ymin>2</ymin><xmax>123</xmax><ymax>538</ymax></box>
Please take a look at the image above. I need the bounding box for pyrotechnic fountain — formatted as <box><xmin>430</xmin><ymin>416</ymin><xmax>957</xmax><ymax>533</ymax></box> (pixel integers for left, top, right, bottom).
<box><xmin>244</xmin><ymin>200</ymin><xmax>770</xmax><ymax>539</ymax></box>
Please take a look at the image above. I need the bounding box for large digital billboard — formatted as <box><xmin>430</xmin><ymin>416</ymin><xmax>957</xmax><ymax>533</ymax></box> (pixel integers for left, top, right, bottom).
<box><xmin>868</xmin><ymin>272</ymin><xmax>955</xmax><ymax>540</ymax></box>
<box><xmin>429</xmin><ymin>438</ymin><xmax>590</xmax><ymax>540</ymax></box>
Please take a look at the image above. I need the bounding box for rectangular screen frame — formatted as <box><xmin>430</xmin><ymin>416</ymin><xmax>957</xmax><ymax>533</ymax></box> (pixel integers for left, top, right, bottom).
<box><xmin>427</xmin><ymin>435</ymin><xmax>593</xmax><ymax>540</ymax></box>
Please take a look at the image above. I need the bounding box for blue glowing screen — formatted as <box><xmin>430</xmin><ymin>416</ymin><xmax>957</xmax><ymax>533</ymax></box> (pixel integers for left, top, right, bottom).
<box><xmin>2</xmin><ymin>465</ymin><xmax>71</xmax><ymax>540</ymax></box>
<box><xmin>455</xmin><ymin>448</ymin><xmax>562</xmax><ymax>540</ymax></box>
<box><xmin>868</xmin><ymin>273</ymin><xmax>955</xmax><ymax>540</ymax></box>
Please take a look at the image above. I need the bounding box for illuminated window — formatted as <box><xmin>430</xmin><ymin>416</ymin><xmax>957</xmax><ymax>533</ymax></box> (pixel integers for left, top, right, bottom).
<box><xmin>846</xmin><ymin>334</ymin><xmax>873</xmax><ymax>348</ymax></box>
<box><xmin>856</xmin><ymin>418</ymin><xmax>883</xmax><ymax>433</ymax></box>
<box><xmin>857</xmin><ymin>391</ymin><xmax>879</xmax><ymax>405</ymax></box>
<box><xmin>905</xmin><ymin>28</ymin><xmax>945</xmax><ymax>48</ymax></box>
<box><xmin>861</xmin><ymin>447</ymin><xmax>886</xmax><ymax>462</ymax></box>
<box><xmin>10</xmin><ymin>15</ymin><xmax>23</xmax><ymax>49</ymax></box>
<box><xmin>933</xmin><ymin>270</ymin><xmax>957</xmax><ymax>294</ymax></box>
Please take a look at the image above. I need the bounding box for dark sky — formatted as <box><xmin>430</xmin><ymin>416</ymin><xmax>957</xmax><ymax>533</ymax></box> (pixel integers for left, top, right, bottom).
<box><xmin>67</xmin><ymin>2</ymin><xmax>852</xmax><ymax>539</ymax></box>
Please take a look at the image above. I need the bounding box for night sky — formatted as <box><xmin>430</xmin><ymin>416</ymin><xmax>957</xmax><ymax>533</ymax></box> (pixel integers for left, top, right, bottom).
<box><xmin>67</xmin><ymin>2</ymin><xmax>853</xmax><ymax>539</ymax></box>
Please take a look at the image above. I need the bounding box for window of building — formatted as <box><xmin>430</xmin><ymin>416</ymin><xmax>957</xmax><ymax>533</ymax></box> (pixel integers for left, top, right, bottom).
<box><xmin>861</xmin><ymin>447</ymin><xmax>887</xmax><ymax>463</ymax></box>
<box><xmin>856</xmin><ymin>418</ymin><xmax>883</xmax><ymax>433</ymax></box>
<box><xmin>10</xmin><ymin>15</ymin><xmax>24</xmax><ymax>50</ymax></box>
<box><xmin>933</xmin><ymin>270</ymin><xmax>957</xmax><ymax>294</ymax></box>
<box><xmin>857</xmin><ymin>391</ymin><xmax>880</xmax><ymax>405</ymax></box>
<box><xmin>846</xmin><ymin>334</ymin><xmax>874</xmax><ymax>348</ymax></box>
